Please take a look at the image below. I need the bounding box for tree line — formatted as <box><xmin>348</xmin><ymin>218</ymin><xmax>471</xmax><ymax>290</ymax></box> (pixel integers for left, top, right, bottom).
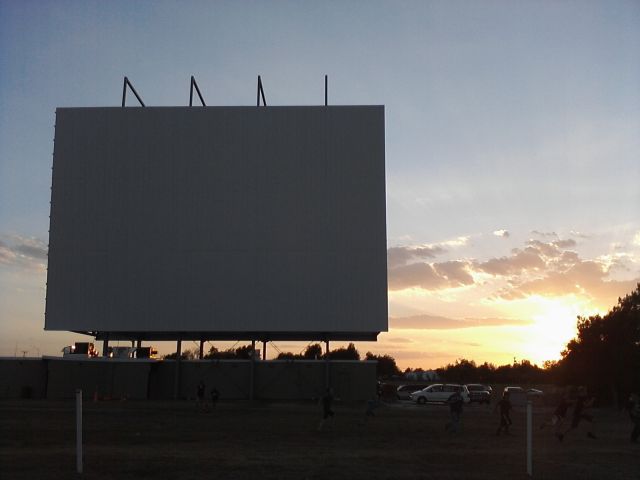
<box><xmin>420</xmin><ymin>283</ymin><xmax>640</xmax><ymax>404</ymax></box>
<box><xmin>547</xmin><ymin>283</ymin><xmax>640</xmax><ymax>404</ymax></box>
<box><xmin>164</xmin><ymin>283</ymin><xmax>639</xmax><ymax>402</ymax></box>
<box><xmin>163</xmin><ymin>341</ymin><xmax>401</xmax><ymax>377</ymax></box>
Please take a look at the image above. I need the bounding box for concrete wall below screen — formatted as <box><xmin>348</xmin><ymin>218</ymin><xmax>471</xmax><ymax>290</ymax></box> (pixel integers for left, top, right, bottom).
<box><xmin>0</xmin><ymin>359</ymin><xmax>48</xmax><ymax>399</ymax></box>
<box><xmin>0</xmin><ymin>358</ymin><xmax>377</xmax><ymax>401</ymax></box>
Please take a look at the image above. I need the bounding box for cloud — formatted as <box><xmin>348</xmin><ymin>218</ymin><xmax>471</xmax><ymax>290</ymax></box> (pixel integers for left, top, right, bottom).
<box><xmin>388</xmin><ymin>260</ymin><xmax>474</xmax><ymax>291</ymax></box>
<box><xmin>388</xmin><ymin>263</ymin><xmax>449</xmax><ymax>290</ymax></box>
<box><xmin>387</xmin><ymin>237</ymin><xmax>471</xmax><ymax>269</ymax></box>
<box><xmin>525</xmin><ymin>240</ymin><xmax>562</xmax><ymax>258</ymax></box>
<box><xmin>475</xmin><ymin>248</ymin><xmax>544</xmax><ymax>276</ymax></box>
<box><xmin>387</xmin><ymin>247</ymin><xmax>415</xmax><ymax>269</ymax></box>
<box><xmin>490</xmin><ymin>245</ymin><xmax>639</xmax><ymax>305</ymax></box>
<box><xmin>552</xmin><ymin>239</ymin><xmax>577</xmax><ymax>249</ymax></box>
<box><xmin>495</xmin><ymin>261</ymin><xmax>632</xmax><ymax>300</ymax></box>
<box><xmin>390</xmin><ymin>314</ymin><xmax>531</xmax><ymax>330</ymax></box>
<box><xmin>388</xmin><ymin>235</ymin><xmax>639</xmax><ymax>308</ymax></box>
<box><xmin>433</xmin><ymin>261</ymin><xmax>475</xmax><ymax>286</ymax></box>
<box><xmin>384</xmin><ymin>337</ymin><xmax>413</xmax><ymax>344</ymax></box>
<box><xmin>14</xmin><ymin>244</ymin><xmax>48</xmax><ymax>260</ymax></box>
<box><xmin>441</xmin><ymin>236</ymin><xmax>470</xmax><ymax>247</ymax></box>
<box><xmin>493</xmin><ymin>230</ymin><xmax>510</xmax><ymax>238</ymax></box>
<box><xmin>570</xmin><ymin>231</ymin><xmax>591</xmax><ymax>239</ymax></box>
<box><xmin>634</xmin><ymin>232</ymin><xmax>640</xmax><ymax>247</ymax></box>
<box><xmin>391</xmin><ymin>350</ymin><xmax>452</xmax><ymax>360</ymax></box>
<box><xmin>387</xmin><ymin>245</ymin><xmax>446</xmax><ymax>268</ymax></box>
<box><xmin>531</xmin><ymin>230</ymin><xmax>558</xmax><ymax>238</ymax></box>
<box><xmin>0</xmin><ymin>234</ymin><xmax>47</xmax><ymax>271</ymax></box>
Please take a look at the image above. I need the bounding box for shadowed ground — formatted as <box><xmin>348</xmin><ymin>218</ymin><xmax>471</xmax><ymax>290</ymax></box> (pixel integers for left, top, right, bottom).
<box><xmin>1</xmin><ymin>400</ymin><xmax>638</xmax><ymax>479</ymax></box>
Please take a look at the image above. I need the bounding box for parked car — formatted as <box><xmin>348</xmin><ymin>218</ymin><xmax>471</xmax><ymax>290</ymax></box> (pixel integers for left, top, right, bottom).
<box><xmin>410</xmin><ymin>384</ymin><xmax>470</xmax><ymax>404</ymax></box>
<box><xmin>396</xmin><ymin>384</ymin><xmax>428</xmax><ymax>400</ymax></box>
<box><xmin>465</xmin><ymin>384</ymin><xmax>492</xmax><ymax>404</ymax></box>
<box><xmin>503</xmin><ymin>386</ymin><xmax>544</xmax><ymax>396</ymax></box>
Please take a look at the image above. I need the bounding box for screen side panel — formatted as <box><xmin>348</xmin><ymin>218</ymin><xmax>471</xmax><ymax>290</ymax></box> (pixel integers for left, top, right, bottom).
<box><xmin>45</xmin><ymin>107</ymin><xmax>387</xmax><ymax>333</ymax></box>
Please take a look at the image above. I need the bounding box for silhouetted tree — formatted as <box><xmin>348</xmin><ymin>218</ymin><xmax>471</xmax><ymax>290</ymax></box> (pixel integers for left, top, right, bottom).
<box><xmin>327</xmin><ymin>342</ymin><xmax>360</xmax><ymax>360</ymax></box>
<box><xmin>203</xmin><ymin>344</ymin><xmax>256</xmax><ymax>359</ymax></box>
<box><xmin>433</xmin><ymin>358</ymin><xmax>548</xmax><ymax>385</ymax></box>
<box><xmin>303</xmin><ymin>343</ymin><xmax>324</xmax><ymax>359</ymax></box>
<box><xmin>163</xmin><ymin>347</ymin><xmax>198</xmax><ymax>360</ymax></box>
<box><xmin>365</xmin><ymin>352</ymin><xmax>401</xmax><ymax>378</ymax></box>
<box><xmin>276</xmin><ymin>351</ymin><xmax>300</xmax><ymax>359</ymax></box>
<box><xmin>437</xmin><ymin>359</ymin><xmax>478</xmax><ymax>383</ymax></box>
<box><xmin>232</xmin><ymin>344</ymin><xmax>256</xmax><ymax>359</ymax></box>
<box><xmin>558</xmin><ymin>283</ymin><xmax>640</xmax><ymax>404</ymax></box>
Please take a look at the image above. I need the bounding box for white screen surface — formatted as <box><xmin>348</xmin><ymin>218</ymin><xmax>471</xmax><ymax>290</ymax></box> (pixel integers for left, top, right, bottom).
<box><xmin>46</xmin><ymin>106</ymin><xmax>387</xmax><ymax>338</ymax></box>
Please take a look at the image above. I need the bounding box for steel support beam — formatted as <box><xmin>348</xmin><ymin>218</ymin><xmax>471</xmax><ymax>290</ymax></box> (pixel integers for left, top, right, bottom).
<box><xmin>249</xmin><ymin>340</ymin><xmax>256</xmax><ymax>400</ymax></box>
<box><xmin>257</xmin><ymin>76</ymin><xmax>266</xmax><ymax>106</ymax></box>
<box><xmin>325</xmin><ymin>340</ymin><xmax>330</xmax><ymax>388</ymax></box>
<box><xmin>324</xmin><ymin>74</ymin><xmax>328</xmax><ymax>106</ymax></box>
<box><xmin>174</xmin><ymin>339</ymin><xmax>182</xmax><ymax>400</ymax></box>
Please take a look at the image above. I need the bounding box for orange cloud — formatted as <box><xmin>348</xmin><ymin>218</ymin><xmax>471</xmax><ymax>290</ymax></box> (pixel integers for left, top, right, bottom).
<box><xmin>390</xmin><ymin>314</ymin><xmax>532</xmax><ymax>330</ymax></box>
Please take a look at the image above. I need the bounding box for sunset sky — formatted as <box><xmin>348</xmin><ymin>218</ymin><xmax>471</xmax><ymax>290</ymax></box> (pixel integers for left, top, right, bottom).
<box><xmin>1</xmin><ymin>1</ymin><xmax>639</xmax><ymax>369</ymax></box>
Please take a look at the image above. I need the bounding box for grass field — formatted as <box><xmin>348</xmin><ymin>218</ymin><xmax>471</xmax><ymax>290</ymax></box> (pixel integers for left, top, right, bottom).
<box><xmin>1</xmin><ymin>399</ymin><xmax>638</xmax><ymax>479</ymax></box>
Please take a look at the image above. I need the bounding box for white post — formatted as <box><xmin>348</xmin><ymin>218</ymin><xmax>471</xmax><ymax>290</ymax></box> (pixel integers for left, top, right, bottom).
<box><xmin>526</xmin><ymin>399</ymin><xmax>532</xmax><ymax>477</ymax></box>
<box><xmin>76</xmin><ymin>388</ymin><xmax>83</xmax><ymax>474</ymax></box>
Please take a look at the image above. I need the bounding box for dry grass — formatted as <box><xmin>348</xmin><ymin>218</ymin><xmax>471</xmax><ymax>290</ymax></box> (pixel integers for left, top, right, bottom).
<box><xmin>1</xmin><ymin>399</ymin><xmax>638</xmax><ymax>479</ymax></box>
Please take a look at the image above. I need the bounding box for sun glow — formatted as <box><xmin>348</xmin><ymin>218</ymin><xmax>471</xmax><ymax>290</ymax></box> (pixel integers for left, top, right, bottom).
<box><xmin>511</xmin><ymin>295</ymin><xmax>604</xmax><ymax>364</ymax></box>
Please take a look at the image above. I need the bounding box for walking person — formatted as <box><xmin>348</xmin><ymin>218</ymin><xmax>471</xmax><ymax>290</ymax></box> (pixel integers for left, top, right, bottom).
<box><xmin>318</xmin><ymin>388</ymin><xmax>335</xmax><ymax>431</ymax></box>
<box><xmin>557</xmin><ymin>386</ymin><xmax>596</xmax><ymax>441</ymax></box>
<box><xmin>365</xmin><ymin>397</ymin><xmax>379</xmax><ymax>418</ymax></box>
<box><xmin>445</xmin><ymin>389</ymin><xmax>464</xmax><ymax>433</ymax></box>
<box><xmin>210</xmin><ymin>387</ymin><xmax>220</xmax><ymax>409</ymax></box>
<box><xmin>495</xmin><ymin>391</ymin><xmax>513</xmax><ymax>436</ymax></box>
<box><xmin>196</xmin><ymin>380</ymin><xmax>206</xmax><ymax>411</ymax></box>
<box><xmin>360</xmin><ymin>397</ymin><xmax>380</xmax><ymax>425</ymax></box>
<box><xmin>626</xmin><ymin>393</ymin><xmax>640</xmax><ymax>444</ymax></box>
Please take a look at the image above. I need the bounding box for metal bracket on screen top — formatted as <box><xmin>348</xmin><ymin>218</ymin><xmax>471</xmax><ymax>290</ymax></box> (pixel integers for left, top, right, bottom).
<box><xmin>257</xmin><ymin>75</ymin><xmax>267</xmax><ymax>107</ymax></box>
<box><xmin>256</xmin><ymin>75</ymin><xmax>327</xmax><ymax>106</ymax></box>
<box><xmin>121</xmin><ymin>77</ymin><xmax>146</xmax><ymax>107</ymax></box>
<box><xmin>121</xmin><ymin>74</ymin><xmax>327</xmax><ymax>107</ymax></box>
<box><xmin>189</xmin><ymin>76</ymin><xmax>206</xmax><ymax>106</ymax></box>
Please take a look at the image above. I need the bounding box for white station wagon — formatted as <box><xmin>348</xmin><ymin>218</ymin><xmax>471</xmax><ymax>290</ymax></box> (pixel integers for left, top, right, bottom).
<box><xmin>410</xmin><ymin>384</ymin><xmax>471</xmax><ymax>404</ymax></box>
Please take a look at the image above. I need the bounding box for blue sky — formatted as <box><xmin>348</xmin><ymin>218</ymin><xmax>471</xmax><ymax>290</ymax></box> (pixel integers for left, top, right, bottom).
<box><xmin>1</xmin><ymin>0</ymin><xmax>639</xmax><ymax>366</ymax></box>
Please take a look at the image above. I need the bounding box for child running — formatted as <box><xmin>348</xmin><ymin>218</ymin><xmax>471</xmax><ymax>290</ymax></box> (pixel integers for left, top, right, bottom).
<box><xmin>495</xmin><ymin>391</ymin><xmax>513</xmax><ymax>436</ymax></box>
<box><xmin>541</xmin><ymin>392</ymin><xmax>572</xmax><ymax>435</ymax></box>
<box><xmin>557</xmin><ymin>386</ymin><xmax>596</xmax><ymax>441</ymax></box>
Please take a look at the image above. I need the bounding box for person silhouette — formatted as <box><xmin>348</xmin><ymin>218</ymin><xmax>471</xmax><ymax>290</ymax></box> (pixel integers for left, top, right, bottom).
<box><xmin>445</xmin><ymin>389</ymin><xmax>464</xmax><ymax>433</ymax></box>
<box><xmin>495</xmin><ymin>391</ymin><xmax>513</xmax><ymax>436</ymax></box>
<box><xmin>541</xmin><ymin>391</ymin><xmax>572</xmax><ymax>435</ymax></box>
<box><xmin>627</xmin><ymin>393</ymin><xmax>640</xmax><ymax>443</ymax></box>
<box><xmin>557</xmin><ymin>386</ymin><xmax>596</xmax><ymax>441</ymax></box>
<box><xmin>318</xmin><ymin>388</ymin><xmax>335</xmax><ymax>431</ymax></box>
<box><xmin>196</xmin><ymin>380</ymin><xmax>206</xmax><ymax>411</ymax></box>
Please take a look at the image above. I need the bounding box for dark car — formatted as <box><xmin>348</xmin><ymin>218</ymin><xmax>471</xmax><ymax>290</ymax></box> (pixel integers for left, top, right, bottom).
<box><xmin>465</xmin><ymin>384</ymin><xmax>492</xmax><ymax>404</ymax></box>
